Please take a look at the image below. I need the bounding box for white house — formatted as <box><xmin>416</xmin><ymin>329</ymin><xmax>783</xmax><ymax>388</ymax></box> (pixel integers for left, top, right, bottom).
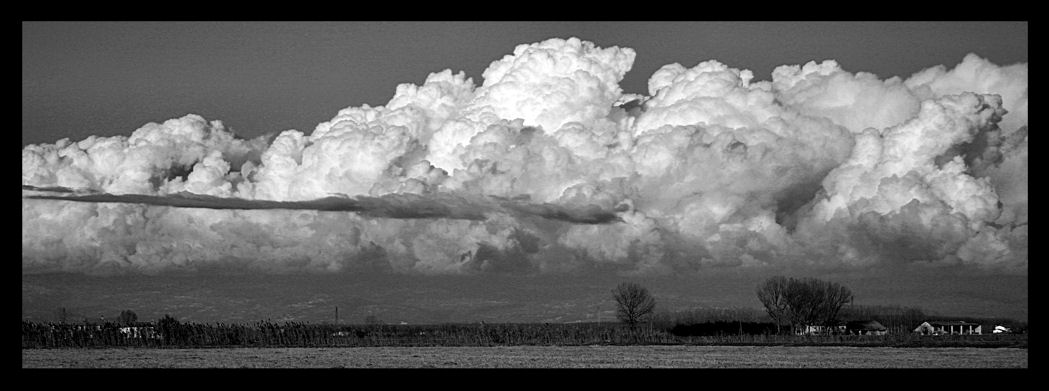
<box><xmin>913</xmin><ymin>321</ymin><xmax>982</xmax><ymax>335</ymax></box>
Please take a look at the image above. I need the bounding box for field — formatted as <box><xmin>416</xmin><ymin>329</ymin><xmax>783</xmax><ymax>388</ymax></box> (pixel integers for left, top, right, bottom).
<box><xmin>22</xmin><ymin>345</ymin><xmax>1028</xmax><ymax>368</ymax></box>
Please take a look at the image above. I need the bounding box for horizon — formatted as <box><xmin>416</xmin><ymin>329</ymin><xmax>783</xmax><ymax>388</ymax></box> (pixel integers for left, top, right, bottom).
<box><xmin>23</xmin><ymin>267</ymin><xmax>1029</xmax><ymax>324</ymax></box>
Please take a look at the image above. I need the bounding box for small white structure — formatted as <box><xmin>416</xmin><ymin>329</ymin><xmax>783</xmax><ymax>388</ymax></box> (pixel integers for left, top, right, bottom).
<box><xmin>914</xmin><ymin>321</ymin><xmax>982</xmax><ymax>335</ymax></box>
<box><xmin>795</xmin><ymin>323</ymin><xmax>847</xmax><ymax>335</ymax></box>
<box><xmin>993</xmin><ymin>325</ymin><xmax>1011</xmax><ymax>334</ymax></box>
<box><xmin>118</xmin><ymin>326</ymin><xmax>160</xmax><ymax>339</ymax></box>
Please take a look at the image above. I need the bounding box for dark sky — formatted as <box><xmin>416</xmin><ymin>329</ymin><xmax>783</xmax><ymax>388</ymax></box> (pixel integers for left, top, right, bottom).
<box><xmin>22</xmin><ymin>21</ymin><xmax>1027</xmax><ymax>146</ymax></box>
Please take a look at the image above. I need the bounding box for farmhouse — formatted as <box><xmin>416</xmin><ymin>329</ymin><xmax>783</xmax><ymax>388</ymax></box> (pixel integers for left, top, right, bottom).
<box><xmin>913</xmin><ymin>321</ymin><xmax>982</xmax><ymax>335</ymax></box>
<box><xmin>845</xmin><ymin>320</ymin><xmax>887</xmax><ymax>335</ymax></box>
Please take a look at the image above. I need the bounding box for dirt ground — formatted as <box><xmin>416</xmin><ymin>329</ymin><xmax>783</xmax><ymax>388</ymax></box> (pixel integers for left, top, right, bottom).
<box><xmin>22</xmin><ymin>345</ymin><xmax>1028</xmax><ymax>368</ymax></box>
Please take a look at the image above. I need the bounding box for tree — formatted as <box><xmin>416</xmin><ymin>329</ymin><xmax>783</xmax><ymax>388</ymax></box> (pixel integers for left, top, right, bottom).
<box><xmin>756</xmin><ymin>276</ymin><xmax>791</xmax><ymax>334</ymax></box>
<box><xmin>156</xmin><ymin>314</ymin><xmax>181</xmax><ymax>344</ymax></box>
<box><xmin>806</xmin><ymin>278</ymin><xmax>853</xmax><ymax>329</ymax></box>
<box><xmin>756</xmin><ymin>276</ymin><xmax>853</xmax><ymax>334</ymax></box>
<box><xmin>118</xmin><ymin>310</ymin><xmax>138</xmax><ymax>324</ymax></box>
<box><xmin>612</xmin><ymin>282</ymin><xmax>657</xmax><ymax>328</ymax></box>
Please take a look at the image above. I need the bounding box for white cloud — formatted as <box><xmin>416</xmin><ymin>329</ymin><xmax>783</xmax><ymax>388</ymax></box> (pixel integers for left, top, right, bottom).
<box><xmin>22</xmin><ymin>38</ymin><xmax>1028</xmax><ymax>276</ymax></box>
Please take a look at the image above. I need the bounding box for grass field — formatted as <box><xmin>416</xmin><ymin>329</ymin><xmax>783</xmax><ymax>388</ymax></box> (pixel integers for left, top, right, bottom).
<box><xmin>21</xmin><ymin>345</ymin><xmax>1028</xmax><ymax>368</ymax></box>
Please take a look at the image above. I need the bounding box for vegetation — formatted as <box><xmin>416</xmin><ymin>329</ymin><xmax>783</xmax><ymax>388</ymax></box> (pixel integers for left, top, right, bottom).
<box><xmin>652</xmin><ymin>304</ymin><xmax>1027</xmax><ymax>336</ymax></box>
<box><xmin>21</xmin><ymin>318</ymin><xmax>1026</xmax><ymax>349</ymax></box>
<box><xmin>756</xmin><ymin>276</ymin><xmax>853</xmax><ymax>334</ymax></box>
<box><xmin>668</xmin><ymin>321</ymin><xmax>778</xmax><ymax>336</ymax></box>
<box><xmin>25</xmin><ymin>284</ymin><xmax>1025</xmax><ymax>350</ymax></box>
<box><xmin>22</xmin><ymin>320</ymin><xmax>672</xmax><ymax>348</ymax></box>
<box><xmin>611</xmin><ymin>282</ymin><xmax>656</xmax><ymax>328</ymax></box>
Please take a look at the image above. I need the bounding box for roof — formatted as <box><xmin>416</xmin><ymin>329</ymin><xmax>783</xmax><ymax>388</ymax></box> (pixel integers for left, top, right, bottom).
<box><xmin>846</xmin><ymin>320</ymin><xmax>887</xmax><ymax>330</ymax></box>
<box><xmin>928</xmin><ymin>321</ymin><xmax>980</xmax><ymax>326</ymax></box>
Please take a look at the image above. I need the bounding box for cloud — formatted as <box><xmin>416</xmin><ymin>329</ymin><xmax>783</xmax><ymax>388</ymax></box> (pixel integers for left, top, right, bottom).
<box><xmin>426</xmin><ymin>37</ymin><xmax>635</xmax><ymax>173</ymax></box>
<box><xmin>771</xmin><ymin>60</ymin><xmax>922</xmax><ymax>134</ymax></box>
<box><xmin>22</xmin><ymin>115</ymin><xmax>269</xmax><ymax>196</ymax></box>
<box><xmin>905</xmin><ymin>53</ymin><xmax>1027</xmax><ymax>135</ymax></box>
<box><xmin>795</xmin><ymin>92</ymin><xmax>1023</xmax><ymax>270</ymax></box>
<box><xmin>25</xmin><ymin>188</ymin><xmax>622</xmax><ymax>224</ymax></box>
<box><xmin>22</xmin><ymin>39</ymin><xmax>1027</xmax><ymax>276</ymax></box>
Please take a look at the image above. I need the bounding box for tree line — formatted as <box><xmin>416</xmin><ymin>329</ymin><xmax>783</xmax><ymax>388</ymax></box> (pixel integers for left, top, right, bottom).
<box><xmin>611</xmin><ymin>277</ymin><xmax>853</xmax><ymax>335</ymax></box>
<box><xmin>22</xmin><ymin>318</ymin><xmax>678</xmax><ymax>348</ymax></box>
<box><xmin>612</xmin><ymin>277</ymin><xmax>1024</xmax><ymax>336</ymax></box>
<box><xmin>21</xmin><ymin>317</ymin><xmax>1026</xmax><ymax>349</ymax></box>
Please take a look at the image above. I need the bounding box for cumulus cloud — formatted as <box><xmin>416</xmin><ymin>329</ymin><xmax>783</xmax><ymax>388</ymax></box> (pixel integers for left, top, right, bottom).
<box><xmin>22</xmin><ymin>115</ymin><xmax>268</xmax><ymax>196</ymax></box>
<box><xmin>794</xmin><ymin>93</ymin><xmax>1023</xmax><ymax>268</ymax></box>
<box><xmin>426</xmin><ymin>37</ymin><xmax>635</xmax><ymax>173</ymax></box>
<box><xmin>22</xmin><ymin>38</ymin><xmax>1027</xmax><ymax>276</ymax></box>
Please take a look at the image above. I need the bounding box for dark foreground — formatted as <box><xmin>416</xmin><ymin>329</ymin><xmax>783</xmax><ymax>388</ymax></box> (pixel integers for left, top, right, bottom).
<box><xmin>22</xmin><ymin>345</ymin><xmax>1028</xmax><ymax>368</ymax></box>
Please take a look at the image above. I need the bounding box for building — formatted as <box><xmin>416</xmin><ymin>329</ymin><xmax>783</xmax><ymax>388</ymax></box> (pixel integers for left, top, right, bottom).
<box><xmin>846</xmin><ymin>320</ymin><xmax>888</xmax><ymax>335</ymax></box>
<box><xmin>118</xmin><ymin>325</ymin><xmax>160</xmax><ymax>339</ymax></box>
<box><xmin>795</xmin><ymin>322</ymin><xmax>847</xmax><ymax>335</ymax></box>
<box><xmin>913</xmin><ymin>321</ymin><xmax>982</xmax><ymax>335</ymax></box>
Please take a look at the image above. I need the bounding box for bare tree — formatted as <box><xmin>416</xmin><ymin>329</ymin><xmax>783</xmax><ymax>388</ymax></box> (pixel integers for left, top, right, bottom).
<box><xmin>808</xmin><ymin>278</ymin><xmax>853</xmax><ymax>328</ymax></box>
<box><xmin>612</xmin><ymin>282</ymin><xmax>657</xmax><ymax>328</ymax></box>
<box><xmin>756</xmin><ymin>276</ymin><xmax>853</xmax><ymax>334</ymax></box>
<box><xmin>756</xmin><ymin>276</ymin><xmax>791</xmax><ymax>334</ymax></box>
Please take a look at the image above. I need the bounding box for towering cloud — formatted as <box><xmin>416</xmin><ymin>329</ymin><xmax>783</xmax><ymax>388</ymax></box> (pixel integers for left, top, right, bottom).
<box><xmin>22</xmin><ymin>38</ymin><xmax>1027</xmax><ymax>276</ymax></box>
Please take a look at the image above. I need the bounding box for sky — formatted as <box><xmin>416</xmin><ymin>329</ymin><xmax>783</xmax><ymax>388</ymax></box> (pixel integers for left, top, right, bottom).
<box><xmin>22</xmin><ymin>21</ymin><xmax>1028</xmax><ymax>145</ymax></box>
<box><xmin>21</xmin><ymin>21</ymin><xmax>1028</xmax><ymax>323</ymax></box>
